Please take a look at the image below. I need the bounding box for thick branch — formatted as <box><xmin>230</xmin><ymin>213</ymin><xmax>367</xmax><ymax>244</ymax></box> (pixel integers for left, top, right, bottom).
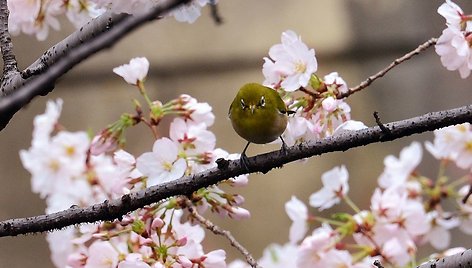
<box><xmin>0</xmin><ymin>0</ymin><xmax>18</xmax><ymax>74</ymax></box>
<box><xmin>0</xmin><ymin>104</ymin><xmax>471</xmax><ymax>237</ymax></box>
<box><xmin>417</xmin><ymin>249</ymin><xmax>472</xmax><ymax>268</ymax></box>
<box><xmin>0</xmin><ymin>0</ymin><xmax>191</xmax><ymax>131</ymax></box>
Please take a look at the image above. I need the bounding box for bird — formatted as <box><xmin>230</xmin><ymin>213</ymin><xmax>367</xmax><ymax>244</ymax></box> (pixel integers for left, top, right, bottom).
<box><xmin>229</xmin><ymin>83</ymin><xmax>289</xmax><ymax>170</ymax></box>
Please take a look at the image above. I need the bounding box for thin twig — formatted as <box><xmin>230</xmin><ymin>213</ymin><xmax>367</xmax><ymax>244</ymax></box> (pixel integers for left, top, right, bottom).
<box><xmin>339</xmin><ymin>38</ymin><xmax>437</xmax><ymax>99</ymax></box>
<box><xmin>184</xmin><ymin>198</ymin><xmax>260</xmax><ymax>268</ymax></box>
<box><xmin>373</xmin><ymin>111</ymin><xmax>391</xmax><ymax>139</ymax></box>
<box><xmin>0</xmin><ymin>104</ymin><xmax>471</xmax><ymax>237</ymax></box>
<box><xmin>209</xmin><ymin>0</ymin><xmax>223</xmax><ymax>24</ymax></box>
<box><xmin>0</xmin><ymin>0</ymin><xmax>18</xmax><ymax>75</ymax></box>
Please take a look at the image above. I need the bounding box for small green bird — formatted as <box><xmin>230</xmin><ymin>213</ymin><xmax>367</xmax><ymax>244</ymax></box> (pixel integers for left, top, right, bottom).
<box><xmin>229</xmin><ymin>83</ymin><xmax>289</xmax><ymax>170</ymax></box>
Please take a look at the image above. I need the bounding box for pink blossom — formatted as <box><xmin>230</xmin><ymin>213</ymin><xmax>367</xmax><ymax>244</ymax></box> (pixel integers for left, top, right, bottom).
<box><xmin>324</xmin><ymin>72</ymin><xmax>348</xmax><ymax>94</ymax></box>
<box><xmin>333</xmin><ymin>120</ymin><xmax>367</xmax><ymax>135</ymax></box>
<box><xmin>424</xmin><ymin>211</ymin><xmax>460</xmax><ymax>250</ymax></box>
<box><xmin>180</xmin><ymin>94</ymin><xmax>215</xmax><ymax>127</ymax></box>
<box><xmin>296</xmin><ymin>225</ymin><xmax>337</xmax><ymax>267</ymax></box>
<box><xmin>321</xmin><ymin>96</ymin><xmax>337</xmax><ymax>112</ymax></box>
<box><xmin>309</xmin><ymin>166</ymin><xmax>349</xmax><ymax>210</ymax></box>
<box><xmin>258</xmin><ymin>243</ymin><xmax>298</xmax><ymax>268</ymax></box>
<box><xmin>228</xmin><ymin>260</ymin><xmax>251</xmax><ymax>268</ymax></box>
<box><xmin>113</xmin><ymin>57</ymin><xmax>150</xmax><ymax>85</ymax></box>
<box><xmin>425</xmin><ymin>123</ymin><xmax>469</xmax><ymax>160</ymax></box>
<box><xmin>118</xmin><ymin>253</ymin><xmax>151</xmax><ymax>268</ymax></box>
<box><xmin>91</xmin><ymin>0</ymin><xmax>157</xmax><ymax>15</ymax></box>
<box><xmin>169</xmin><ymin>118</ymin><xmax>216</xmax><ymax>154</ymax></box>
<box><xmin>20</xmin><ymin>131</ymin><xmax>89</xmax><ymax>198</ymax></box>
<box><xmin>85</xmin><ymin>241</ymin><xmax>119</xmax><ymax>268</ymax></box>
<box><xmin>32</xmin><ymin>99</ymin><xmax>63</xmax><ymax>147</ymax></box>
<box><xmin>438</xmin><ymin>0</ymin><xmax>467</xmax><ymax>30</ymax></box>
<box><xmin>201</xmin><ymin>249</ymin><xmax>226</xmax><ymax>268</ymax></box>
<box><xmin>281</xmin><ymin>115</ymin><xmax>316</xmax><ymax>146</ymax></box>
<box><xmin>378</xmin><ymin>142</ymin><xmax>422</xmax><ymax>189</ymax></box>
<box><xmin>381</xmin><ymin>238</ymin><xmax>412</xmax><ymax>267</ymax></box>
<box><xmin>8</xmin><ymin>0</ymin><xmax>62</xmax><ymax>40</ymax></box>
<box><xmin>171</xmin><ymin>0</ymin><xmax>209</xmax><ymax>23</ymax></box>
<box><xmin>435</xmin><ymin>26</ymin><xmax>472</xmax><ymax>78</ymax></box>
<box><xmin>66</xmin><ymin>0</ymin><xmax>105</xmax><ymax>28</ymax></box>
<box><xmin>136</xmin><ymin>137</ymin><xmax>187</xmax><ymax>186</ymax></box>
<box><xmin>311</xmin><ymin>99</ymin><xmax>351</xmax><ymax>137</ymax></box>
<box><xmin>263</xmin><ymin>30</ymin><xmax>317</xmax><ymax>91</ymax></box>
<box><xmin>285</xmin><ymin>196</ymin><xmax>308</xmax><ymax>243</ymax></box>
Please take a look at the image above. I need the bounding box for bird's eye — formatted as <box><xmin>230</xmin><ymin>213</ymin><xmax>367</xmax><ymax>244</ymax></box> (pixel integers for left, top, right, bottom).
<box><xmin>240</xmin><ymin>98</ymin><xmax>247</xmax><ymax>109</ymax></box>
<box><xmin>258</xmin><ymin>96</ymin><xmax>265</xmax><ymax>107</ymax></box>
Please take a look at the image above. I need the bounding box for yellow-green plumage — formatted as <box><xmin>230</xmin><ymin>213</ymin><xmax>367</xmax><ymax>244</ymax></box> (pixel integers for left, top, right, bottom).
<box><xmin>229</xmin><ymin>83</ymin><xmax>288</xmax><ymax>144</ymax></box>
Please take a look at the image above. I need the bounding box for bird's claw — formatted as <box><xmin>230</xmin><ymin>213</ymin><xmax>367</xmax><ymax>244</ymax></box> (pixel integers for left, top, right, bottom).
<box><xmin>240</xmin><ymin>153</ymin><xmax>250</xmax><ymax>173</ymax></box>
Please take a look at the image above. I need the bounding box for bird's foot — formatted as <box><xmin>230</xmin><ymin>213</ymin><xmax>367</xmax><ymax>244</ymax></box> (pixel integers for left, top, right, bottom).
<box><xmin>240</xmin><ymin>153</ymin><xmax>250</xmax><ymax>173</ymax></box>
<box><xmin>280</xmin><ymin>136</ymin><xmax>288</xmax><ymax>156</ymax></box>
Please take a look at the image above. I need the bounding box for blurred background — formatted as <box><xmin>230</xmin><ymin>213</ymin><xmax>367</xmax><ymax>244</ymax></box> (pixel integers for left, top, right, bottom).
<box><xmin>1</xmin><ymin>0</ymin><xmax>472</xmax><ymax>266</ymax></box>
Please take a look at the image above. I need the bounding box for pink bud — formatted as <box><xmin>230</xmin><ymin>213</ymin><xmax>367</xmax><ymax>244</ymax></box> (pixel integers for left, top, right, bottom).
<box><xmin>321</xmin><ymin>97</ymin><xmax>337</xmax><ymax>112</ymax></box>
<box><xmin>176</xmin><ymin>237</ymin><xmax>188</xmax><ymax>247</ymax></box>
<box><xmin>90</xmin><ymin>134</ymin><xmax>118</xmax><ymax>155</ymax></box>
<box><xmin>232</xmin><ymin>194</ymin><xmax>245</xmax><ymax>205</ymax></box>
<box><xmin>151</xmin><ymin>218</ymin><xmax>164</xmax><ymax>229</ymax></box>
<box><xmin>230</xmin><ymin>207</ymin><xmax>251</xmax><ymax>220</ymax></box>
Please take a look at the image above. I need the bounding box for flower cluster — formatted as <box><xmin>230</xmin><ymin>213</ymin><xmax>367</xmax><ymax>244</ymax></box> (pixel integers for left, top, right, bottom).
<box><xmin>21</xmin><ymin>57</ymin><xmax>249</xmax><ymax>267</ymax></box>
<box><xmin>7</xmin><ymin>0</ymin><xmax>213</xmax><ymax>40</ymax></box>
<box><xmin>435</xmin><ymin>0</ymin><xmax>472</xmax><ymax>78</ymax></box>
<box><xmin>262</xmin><ymin>30</ymin><xmax>363</xmax><ymax>146</ymax></box>
<box><xmin>230</xmin><ymin>125</ymin><xmax>472</xmax><ymax>267</ymax></box>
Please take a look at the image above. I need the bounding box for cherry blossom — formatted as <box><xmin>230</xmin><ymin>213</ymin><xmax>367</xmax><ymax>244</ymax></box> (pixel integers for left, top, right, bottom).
<box><xmin>169</xmin><ymin>117</ymin><xmax>216</xmax><ymax>154</ymax></box>
<box><xmin>113</xmin><ymin>57</ymin><xmax>150</xmax><ymax>85</ymax></box>
<box><xmin>436</xmin><ymin>26</ymin><xmax>472</xmax><ymax>78</ymax></box>
<box><xmin>436</xmin><ymin>1</ymin><xmax>472</xmax><ymax>78</ymax></box>
<box><xmin>65</xmin><ymin>0</ymin><xmax>104</xmax><ymax>28</ymax></box>
<box><xmin>296</xmin><ymin>224</ymin><xmax>337</xmax><ymax>267</ymax></box>
<box><xmin>333</xmin><ymin>120</ymin><xmax>368</xmax><ymax>135</ymax></box>
<box><xmin>437</xmin><ymin>0</ymin><xmax>468</xmax><ymax>30</ymax></box>
<box><xmin>309</xmin><ymin>166</ymin><xmax>349</xmax><ymax>210</ymax></box>
<box><xmin>324</xmin><ymin>72</ymin><xmax>349</xmax><ymax>95</ymax></box>
<box><xmin>378</xmin><ymin>142</ymin><xmax>422</xmax><ymax>189</ymax></box>
<box><xmin>32</xmin><ymin>99</ymin><xmax>63</xmax><ymax>147</ymax></box>
<box><xmin>263</xmin><ymin>30</ymin><xmax>317</xmax><ymax>91</ymax></box>
<box><xmin>84</xmin><ymin>241</ymin><xmax>120</xmax><ymax>268</ymax></box>
<box><xmin>258</xmin><ymin>243</ymin><xmax>298</xmax><ymax>268</ymax></box>
<box><xmin>285</xmin><ymin>196</ymin><xmax>308</xmax><ymax>243</ymax></box>
<box><xmin>136</xmin><ymin>137</ymin><xmax>187</xmax><ymax>186</ymax></box>
<box><xmin>424</xmin><ymin>211</ymin><xmax>460</xmax><ymax>250</ymax></box>
<box><xmin>171</xmin><ymin>0</ymin><xmax>210</xmax><ymax>23</ymax></box>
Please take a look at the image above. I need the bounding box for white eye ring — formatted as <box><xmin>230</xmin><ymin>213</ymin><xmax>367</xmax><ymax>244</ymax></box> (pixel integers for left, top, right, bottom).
<box><xmin>259</xmin><ymin>96</ymin><xmax>265</xmax><ymax>107</ymax></box>
<box><xmin>240</xmin><ymin>98</ymin><xmax>247</xmax><ymax>109</ymax></box>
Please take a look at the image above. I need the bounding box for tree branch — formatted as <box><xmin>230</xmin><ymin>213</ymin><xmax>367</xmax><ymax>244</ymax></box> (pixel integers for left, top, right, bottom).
<box><xmin>339</xmin><ymin>37</ymin><xmax>437</xmax><ymax>99</ymax></box>
<box><xmin>184</xmin><ymin>198</ymin><xmax>260</xmax><ymax>268</ymax></box>
<box><xmin>0</xmin><ymin>0</ymin><xmax>18</xmax><ymax>75</ymax></box>
<box><xmin>417</xmin><ymin>249</ymin><xmax>472</xmax><ymax>268</ymax></box>
<box><xmin>0</xmin><ymin>104</ymin><xmax>471</xmax><ymax>237</ymax></box>
<box><xmin>0</xmin><ymin>0</ymin><xmax>191</xmax><ymax>131</ymax></box>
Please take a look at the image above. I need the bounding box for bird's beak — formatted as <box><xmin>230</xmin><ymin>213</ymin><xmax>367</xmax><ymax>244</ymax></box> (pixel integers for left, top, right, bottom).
<box><xmin>250</xmin><ymin>105</ymin><xmax>255</xmax><ymax>114</ymax></box>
